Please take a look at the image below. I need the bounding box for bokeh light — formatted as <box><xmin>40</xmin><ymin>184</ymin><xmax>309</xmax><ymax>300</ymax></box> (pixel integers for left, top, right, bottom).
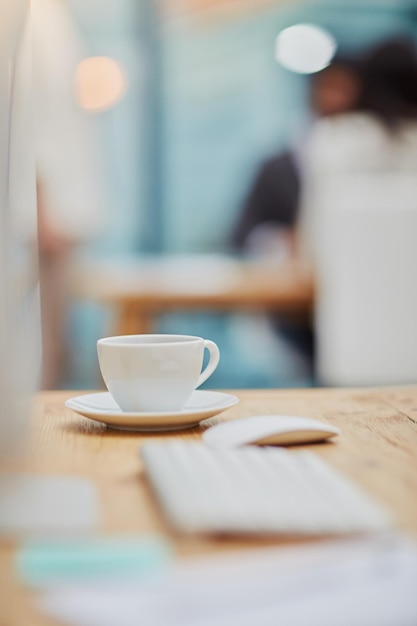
<box><xmin>74</xmin><ymin>56</ymin><xmax>126</xmax><ymax>112</ymax></box>
<box><xmin>275</xmin><ymin>23</ymin><xmax>337</xmax><ymax>74</ymax></box>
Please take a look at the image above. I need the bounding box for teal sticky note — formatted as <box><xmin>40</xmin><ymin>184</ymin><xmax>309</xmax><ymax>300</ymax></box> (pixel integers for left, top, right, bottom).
<box><xmin>16</xmin><ymin>536</ymin><xmax>172</xmax><ymax>586</ymax></box>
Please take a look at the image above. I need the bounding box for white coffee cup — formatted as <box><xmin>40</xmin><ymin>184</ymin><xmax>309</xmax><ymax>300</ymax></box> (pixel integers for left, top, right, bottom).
<box><xmin>97</xmin><ymin>334</ymin><xmax>220</xmax><ymax>412</ymax></box>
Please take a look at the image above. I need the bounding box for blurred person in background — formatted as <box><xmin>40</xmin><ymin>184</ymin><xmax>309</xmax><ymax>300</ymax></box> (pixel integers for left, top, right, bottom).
<box><xmin>298</xmin><ymin>37</ymin><xmax>417</xmax><ymax>385</ymax></box>
<box><xmin>33</xmin><ymin>0</ymin><xmax>103</xmax><ymax>389</ymax></box>
<box><xmin>230</xmin><ymin>56</ymin><xmax>361</xmax><ymax>256</ymax></box>
<box><xmin>229</xmin><ymin>55</ymin><xmax>363</xmax><ymax>375</ymax></box>
<box><xmin>299</xmin><ymin>37</ymin><xmax>417</xmax><ymax>257</ymax></box>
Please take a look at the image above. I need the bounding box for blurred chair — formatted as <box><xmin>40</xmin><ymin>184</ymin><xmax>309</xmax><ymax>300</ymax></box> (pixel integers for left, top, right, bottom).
<box><xmin>300</xmin><ymin>39</ymin><xmax>417</xmax><ymax>387</ymax></box>
<box><xmin>314</xmin><ymin>177</ymin><xmax>417</xmax><ymax>386</ymax></box>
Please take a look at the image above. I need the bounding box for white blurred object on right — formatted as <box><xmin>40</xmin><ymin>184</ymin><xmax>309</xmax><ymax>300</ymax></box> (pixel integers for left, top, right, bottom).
<box><xmin>299</xmin><ymin>38</ymin><xmax>417</xmax><ymax>386</ymax></box>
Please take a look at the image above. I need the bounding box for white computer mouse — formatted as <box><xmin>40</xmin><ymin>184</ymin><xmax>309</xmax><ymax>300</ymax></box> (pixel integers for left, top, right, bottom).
<box><xmin>202</xmin><ymin>415</ymin><xmax>341</xmax><ymax>448</ymax></box>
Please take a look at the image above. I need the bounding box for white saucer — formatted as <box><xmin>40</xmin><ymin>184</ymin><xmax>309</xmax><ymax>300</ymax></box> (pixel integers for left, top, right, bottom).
<box><xmin>65</xmin><ymin>390</ymin><xmax>239</xmax><ymax>431</ymax></box>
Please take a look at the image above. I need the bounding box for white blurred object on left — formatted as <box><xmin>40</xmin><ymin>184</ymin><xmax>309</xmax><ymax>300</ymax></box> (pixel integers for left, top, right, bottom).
<box><xmin>0</xmin><ymin>0</ymin><xmax>41</xmax><ymax>460</ymax></box>
<box><xmin>0</xmin><ymin>2</ymin><xmax>98</xmax><ymax>536</ymax></box>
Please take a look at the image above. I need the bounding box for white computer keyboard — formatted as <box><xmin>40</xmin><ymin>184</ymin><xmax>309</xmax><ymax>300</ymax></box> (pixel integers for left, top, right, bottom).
<box><xmin>141</xmin><ymin>442</ymin><xmax>390</xmax><ymax>535</ymax></box>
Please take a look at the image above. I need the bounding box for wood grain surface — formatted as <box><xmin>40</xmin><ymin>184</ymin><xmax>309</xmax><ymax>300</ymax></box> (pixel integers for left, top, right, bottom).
<box><xmin>1</xmin><ymin>385</ymin><xmax>417</xmax><ymax>625</ymax></box>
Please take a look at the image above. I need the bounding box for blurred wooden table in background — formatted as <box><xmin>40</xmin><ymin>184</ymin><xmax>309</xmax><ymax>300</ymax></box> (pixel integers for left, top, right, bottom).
<box><xmin>73</xmin><ymin>254</ymin><xmax>314</xmax><ymax>336</ymax></box>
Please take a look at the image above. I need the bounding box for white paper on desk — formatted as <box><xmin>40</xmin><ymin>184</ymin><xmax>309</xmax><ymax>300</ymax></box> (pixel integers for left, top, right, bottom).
<box><xmin>0</xmin><ymin>475</ymin><xmax>98</xmax><ymax>537</ymax></box>
<box><xmin>39</xmin><ymin>533</ymin><xmax>417</xmax><ymax>626</ymax></box>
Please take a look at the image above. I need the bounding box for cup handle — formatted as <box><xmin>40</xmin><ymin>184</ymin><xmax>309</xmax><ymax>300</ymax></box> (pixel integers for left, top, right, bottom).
<box><xmin>196</xmin><ymin>340</ymin><xmax>220</xmax><ymax>388</ymax></box>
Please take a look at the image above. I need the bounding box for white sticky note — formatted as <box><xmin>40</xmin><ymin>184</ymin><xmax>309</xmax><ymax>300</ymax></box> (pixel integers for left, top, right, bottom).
<box><xmin>0</xmin><ymin>474</ymin><xmax>99</xmax><ymax>538</ymax></box>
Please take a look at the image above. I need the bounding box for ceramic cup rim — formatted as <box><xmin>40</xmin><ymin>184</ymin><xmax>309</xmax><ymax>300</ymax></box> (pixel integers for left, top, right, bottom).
<box><xmin>97</xmin><ymin>334</ymin><xmax>205</xmax><ymax>348</ymax></box>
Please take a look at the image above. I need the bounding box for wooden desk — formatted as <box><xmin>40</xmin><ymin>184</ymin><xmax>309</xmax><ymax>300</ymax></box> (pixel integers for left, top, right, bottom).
<box><xmin>73</xmin><ymin>255</ymin><xmax>314</xmax><ymax>335</ymax></box>
<box><xmin>2</xmin><ymin>385</ymin><xmax>417</xmax><ymax>625</ymax></box>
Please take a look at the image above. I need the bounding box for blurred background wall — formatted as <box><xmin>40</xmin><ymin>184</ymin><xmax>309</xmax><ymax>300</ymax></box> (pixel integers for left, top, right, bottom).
<box><xmin>60</xmin><ymin>0</ymin><xmax>417</xmax><ymax>390</ymax></box>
